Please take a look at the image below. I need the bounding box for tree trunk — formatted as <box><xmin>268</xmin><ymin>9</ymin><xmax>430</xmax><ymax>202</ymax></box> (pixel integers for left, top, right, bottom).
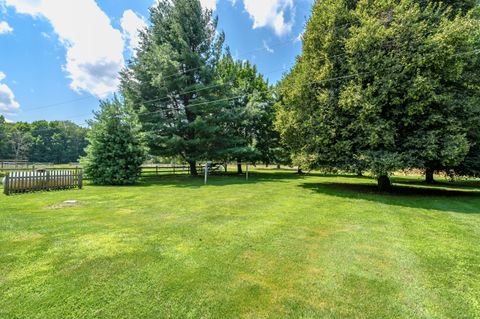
<box><xmin>189</xmin><ymin>160</ymin><xmax>198</xmax><ymax>176</ymax></box>
<box><xmin>297</xmin><ymin>167</ymin><xmax>304</xmax><ymax>175</ymax></box>
<box><xmin>277</xmin><ymin>164</ymin><xmax>281</xmax><ymax>169</ymax></box>
<box><xmin>425</xmin><ymin>168</ymin><xmax>435</xmax><ymax>184</ymax></box>
<box><xmin>237</xmin><ymin>161</ymin><xmax>243</xmax><ymax>174</ymax></box>
<box><xmin>224</xmin><ymin>162</ymin><xmax>228</xmax><ymax>173</ymax></box>
<box><xmin>377</xmin><ymin>175</ymin><xmax>391</xmax><ymax>191</ymax></box>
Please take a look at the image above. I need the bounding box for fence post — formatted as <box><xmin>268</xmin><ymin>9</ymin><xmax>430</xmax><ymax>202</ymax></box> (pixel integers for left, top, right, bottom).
<box><xmin>46</xmin><ymin>171</ymin><xmax>50</xmax><ymax>190</ymax></box>
<box><xmin>3</xmin><ymin>173</ymin><xmax>9</xmax><ymax>195</ymax></box>
<box><xmin>78</xmin><ymin>170</ymin><xmax>83</xmax><ymax>189</ymax></box>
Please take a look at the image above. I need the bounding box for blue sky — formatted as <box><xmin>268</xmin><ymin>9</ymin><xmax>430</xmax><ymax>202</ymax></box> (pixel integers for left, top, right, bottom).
<box><xmin>0</xmin><ymin>0</ymin><xmax>313</xmax><ymax>125</ymax></box>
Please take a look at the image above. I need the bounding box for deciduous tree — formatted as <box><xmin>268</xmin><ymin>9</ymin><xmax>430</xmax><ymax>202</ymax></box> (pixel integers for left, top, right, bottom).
<box><xmin>276</xmin><ymin>0</ymin><xmax>480</xmax><ymax>190</ymax></box>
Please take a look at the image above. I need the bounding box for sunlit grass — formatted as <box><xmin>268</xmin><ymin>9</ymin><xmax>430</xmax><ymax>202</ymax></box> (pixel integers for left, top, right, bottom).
<box><xmin>1</xmin><ymin>171</ymin><xmax>480</xmax><ymax>318</ymax></box>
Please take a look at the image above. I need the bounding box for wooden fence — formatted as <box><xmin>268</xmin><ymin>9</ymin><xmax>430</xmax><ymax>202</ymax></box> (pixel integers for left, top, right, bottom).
<box><xmin>140</xmin><ymin>164</ymin><xmax>227</xmax><ymax>177</ymax></box>
<box><xmin>0</xmin><ymin>160</ymin><xmax>57</xmax><ymax>169</ymax></box>
<box><xmin>140</xmin><ymin>165</ymin><xmax>191</xmax><ymax>177</ymax></box>
<box><xmin>3</xmin><ymin>169</ymin><xmax>83</xmax><ymax>195</ymax></box>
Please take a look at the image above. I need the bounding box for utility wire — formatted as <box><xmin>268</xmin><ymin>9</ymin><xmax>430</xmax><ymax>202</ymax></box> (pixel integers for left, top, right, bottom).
<box><xmin>16</xmin><ymin>35</ymin><xmax>304</xmax><ymax>114</ymax></box>
<box><xmin>10</xmin><ymin>21</ymin><xmax>480</xmax><ymax>118</ymax></box>
<box><xmin>14</xmin><ymin>20</ymin><xmax>362</xmax><ymax>115</ymax></box>
<box><xmin>23</xmin><ymin>45</ymin><xmax>480</xmax><ymax>127</ymax></box>
<box><xmin>114</xmin><ymin>46</ymin><xmax>480</xmax><ymax>118</ymax></box>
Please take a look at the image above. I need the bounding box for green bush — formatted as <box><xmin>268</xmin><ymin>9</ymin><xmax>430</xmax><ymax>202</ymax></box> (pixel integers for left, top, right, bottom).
<box><xmin>81</xmin><ymin>97</ymin><xmax>147</xmax><ymax>185</ymax></box>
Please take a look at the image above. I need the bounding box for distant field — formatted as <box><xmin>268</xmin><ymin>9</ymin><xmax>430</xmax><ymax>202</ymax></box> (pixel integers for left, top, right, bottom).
<box><xmin>1</xmin><ymin>171</ymin><xmax>480</xmax><ymax>318</ymax></box>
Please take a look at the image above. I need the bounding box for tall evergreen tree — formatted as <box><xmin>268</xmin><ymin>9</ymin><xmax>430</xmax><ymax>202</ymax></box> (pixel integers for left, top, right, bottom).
<box><xmin>121</xmin><ymin>0</ymin><xmax>225</xmax><ymax>175</ymax></box>
<box><xmin>276</xmin><ymin>0</ymin><xmax>480</xmax><ymax>190</ymax></box>
<box><xmin>81</xmin><ymin>97</ymin><xmax>147</xmax><ymax>185</ymax></box>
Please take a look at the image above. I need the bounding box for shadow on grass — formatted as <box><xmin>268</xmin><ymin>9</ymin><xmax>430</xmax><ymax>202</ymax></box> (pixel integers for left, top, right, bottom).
<box><xmin>299</xmin><ymin>181</ymin><xmax>480</xmax><ymax>214</ymax></box>
<box><xmin>137</xmin><ymin>171</ymin><xmax>301</xmax><ymax>188</ymax></box>
<box><xmin>80</xmin><ymin>171</ymin><xmax>302</xmax><ymax>190</ymax></box>
<box><xmin>391</xmin><ymin>178</ymin><xmax>480</xmax><ymax>190</ymax></box>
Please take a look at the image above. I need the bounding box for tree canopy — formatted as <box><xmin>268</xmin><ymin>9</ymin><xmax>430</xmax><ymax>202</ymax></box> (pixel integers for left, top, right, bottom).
<box><xmin>0</xmin><ymin>118</ymin><xmax>88</xmax><ymax>163</ymax></box>
<box><xmin>276</xmin><ymin>0</ymin><xmax>480</xmax><ymax>189</ymax></box>
<box><xmin>216</xmin><ymin>53</ymin><xmax>281</xmax><ymax>172</ymax></box>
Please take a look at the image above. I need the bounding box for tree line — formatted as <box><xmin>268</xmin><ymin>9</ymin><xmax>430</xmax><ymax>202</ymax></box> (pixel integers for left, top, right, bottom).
<box><xmin>0</xmin><ymin>116</ymin><xmax>88</xmax><ymax>164</ymax></box>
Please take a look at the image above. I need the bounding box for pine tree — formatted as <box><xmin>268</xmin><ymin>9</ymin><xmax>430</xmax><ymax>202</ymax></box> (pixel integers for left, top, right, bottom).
<box><xmin>81</xmin><ymin>97</ymin><xmax>147</xmax><ymax>185</ymax></box>
<box><xmin>121</xmin><ymin>0</ymin><xmax>225</xmax><ymax>175</ymax></box>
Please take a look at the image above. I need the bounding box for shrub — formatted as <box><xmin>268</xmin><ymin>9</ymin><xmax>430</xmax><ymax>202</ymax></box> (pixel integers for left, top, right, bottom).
<box><xmin>81</xmin><ymin>97</ymin><xmax>147</xmax><ymax>185</ymax></box>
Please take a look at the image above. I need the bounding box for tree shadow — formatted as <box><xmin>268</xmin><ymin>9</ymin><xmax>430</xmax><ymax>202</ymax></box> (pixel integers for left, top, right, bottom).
<box><xmin>139</xmin><ymin>171</ymin><xmax>300</xmax><ymax>189</ymax></box>
<box><xmin>79</xmin><ymin>171</ymin><xmax>301</xmax><ymax>190</ymax></box>
<box><xmin>392</xmin><ymin>178</ymin><xmax>480</xmax><ymax>190</ymax></box>
<box><xmin>299</xmin><ymin>180</ymin><xmax>480</xmax><ymax>214</ymax></box>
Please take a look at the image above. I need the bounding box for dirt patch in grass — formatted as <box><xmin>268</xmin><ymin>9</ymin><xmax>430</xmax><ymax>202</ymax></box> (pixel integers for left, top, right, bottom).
<box><xmin>47</xmin><ymin>200</ymin><xmax>82</xmax><ymax>209</ymax></box>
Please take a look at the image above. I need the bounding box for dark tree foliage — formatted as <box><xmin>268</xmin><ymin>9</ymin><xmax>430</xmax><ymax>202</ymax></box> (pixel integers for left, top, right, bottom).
<box><xmin>0</xmin><ymin>116</ymin><xmax>8</xmax><ymax>157</ymax></box>
<box><xmin>29</xmin><ymin>121</ymin><xmax>88</xmax><ymax>163</ymax></box>
<box><xmin>217</xmin><ymin>53</ymin><xmax>281</xmax><ymax>172</ymax></box>
<box><xmin>0</xmin><ymin>118</ymin><xmax>88</xmax><ymax>163</ymax></box>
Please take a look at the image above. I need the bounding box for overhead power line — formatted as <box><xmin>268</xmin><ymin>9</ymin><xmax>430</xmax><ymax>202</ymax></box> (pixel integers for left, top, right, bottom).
<box><xmin>19</xmin><ymin>45</ymin><xmax>480</xmax><ymax>126</ymax></box>
<box><xmin>17</xmin><ymin>35</ymin><xmax>303</xmax><ymax>115</ymax></box>
<box><xmin>9</xmin><ymin>17</ymin><xmax>480</xmax><ymax>121</ymax></box>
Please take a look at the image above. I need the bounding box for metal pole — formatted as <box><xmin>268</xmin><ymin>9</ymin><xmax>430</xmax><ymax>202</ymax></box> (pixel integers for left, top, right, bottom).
<box><xmin>204</xmin><ymin>162</ymin><xmax>208</xmax><ymax>185</ymax></box>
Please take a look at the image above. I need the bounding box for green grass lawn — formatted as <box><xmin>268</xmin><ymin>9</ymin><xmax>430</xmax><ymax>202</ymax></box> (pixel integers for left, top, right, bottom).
<box><xmin>1</xmin><ymin>171</ymin><xmax>480</xmax><ymax>318</ymax></box>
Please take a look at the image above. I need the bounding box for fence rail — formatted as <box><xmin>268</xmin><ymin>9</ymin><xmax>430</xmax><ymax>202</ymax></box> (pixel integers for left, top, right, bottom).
<box><xmin>140</xmin><ymin>165</ymin><xmax>191</xmax><ymax>177</ymax></box>
<box><xmin>0</xmin><ymin>160</ymin><xmax>57</xmax><ymax>169</ymax></box>
<box><xmin>139</xmin><ymin>164</ymin><xmax>229</xmax><ymax>177</ymax></box>
<box><xmin>3</xmin><ymin>169</ymin><xmax>83</xmax><ymax>195</ymax></box>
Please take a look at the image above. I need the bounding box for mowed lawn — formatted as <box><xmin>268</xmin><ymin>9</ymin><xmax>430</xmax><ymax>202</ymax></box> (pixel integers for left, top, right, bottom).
<box><xmin>1</xmin><ymin>171</ymin><xmax>480</xmax><ymax>318</ymax></box>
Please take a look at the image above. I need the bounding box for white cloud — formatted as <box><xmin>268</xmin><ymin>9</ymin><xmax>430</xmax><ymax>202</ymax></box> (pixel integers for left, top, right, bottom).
<box><xmin>4</xmin><ymin>0</ymin><xmax>125</xmax><ymax>98</ymax></box>
<box><xmin>121</xmin><ymin>10</ymin><xmax>147</xmax><ymax>52</ymax></box>
<box><xmin>262</xmin><ymin>40</ymin><xmax>274</xmax><ymax>53</ymax></box>
<box><xmin>0</xmin><ymin>21</ymin><xmax>13</xmax><ymax>34</ymax></box>
<box><xmin>200</xmin><ymin>0</ymin><xmax>217</xmax><ymax>11</ymax></box>
<box><xmin>295</xmin><ymin>30</ymin><xmax>304</xmax><ymax>42</ymax></box>
<box><xmin>0</xmin><ymin>71</ymin><xmax>20</xmax><ymax>113</ymax></box>
<box><xmin>242</xmin><ymin>0</ymin><xmax>294</xmax><ymax>36</ymax></box>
